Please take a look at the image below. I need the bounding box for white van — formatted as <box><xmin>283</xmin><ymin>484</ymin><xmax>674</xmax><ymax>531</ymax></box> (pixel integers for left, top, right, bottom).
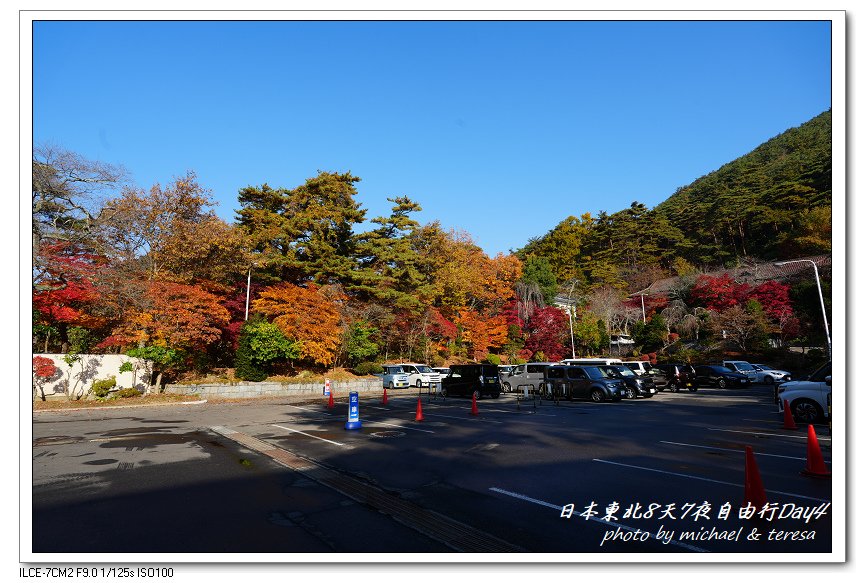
<box><xmin>561</xmin><ymin>358</ymin><xmax>624</xmax><ymax>367</ymax></box>
<box><xmin>501</xmin><ymin>362</ymin><xmax>558</xmax><ymax>393</ymax></box>
<box><xmin>393</xmin><ymin>363</ymin><xmax>441</xmax><ymax>388</ymax></box>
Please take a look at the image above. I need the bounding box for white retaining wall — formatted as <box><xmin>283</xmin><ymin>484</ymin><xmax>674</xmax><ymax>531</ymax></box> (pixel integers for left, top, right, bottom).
<box><xmin>32</xmin><ymin>354</ymin><xmax>154</xmax><ymax>400</ymax></box>
<box><xmin>164</xmin><ymin>378</ymin><xmax>383</xmax><ymax>400</ymax></box>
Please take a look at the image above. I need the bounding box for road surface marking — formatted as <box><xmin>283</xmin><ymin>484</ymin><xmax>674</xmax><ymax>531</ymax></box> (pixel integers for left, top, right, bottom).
<box><xmin>422</xmin><ymin>412</ymin><xmax>503</xmax><ymax>424</ymax></box>
<box><xmin>706</xmin><ymin>427</ymin><xmax>831</xmax><ymax>441</ymax></box>
<box><xmin>271</xmin><ymin>424</ymin><xmax>349</xmax><ymax>447</ymax></box>
<box><xmin>488</xmin><ymin>487</ymin><xmax>708</xmax><ymax>553</ymax></box>
<box><xmin>659</xmin><ymin>440</ymin><xmax>830</xmax><ymax>463</ymax></box>
<box><xmin>592</xmin><ymin>459</ymin><xmax>829</xmax><ymax>502</ymax></box>
<box><xmin>364</xmin><ymin>420</ymin><xmax>435</xmax><ymax>434</ymax></box>
<box><xmin>284</xmin><ymin>404</ymin><xmax>335</xmax><ymax>415</ymax></box>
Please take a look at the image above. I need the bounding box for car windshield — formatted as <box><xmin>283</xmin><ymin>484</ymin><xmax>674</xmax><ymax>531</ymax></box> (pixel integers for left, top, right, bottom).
<box><xmin>612</xmin><ymin>366</ymin><xmax>636</xmax><ymax>377</ymax></box>
<box><xmin>584</xmin><ymin>367</ymin><xmax>608</xmax><ymax>380</ymax></box>
<box><xmin>416</xmin><ymin>365</ymin><xmax>433</xmax><ymax>373</ymax></box>
<box><xmin>734</xmin><ymin>362</ymin><xmax>755</xmax><ymax>371</ymax></box>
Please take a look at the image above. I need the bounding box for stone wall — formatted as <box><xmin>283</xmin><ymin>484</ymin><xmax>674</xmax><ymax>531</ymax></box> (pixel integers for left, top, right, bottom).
<box><xmin>163</xmin><ymin>378</ymin><xmax>383</xmax><ymax>400</ymax></box>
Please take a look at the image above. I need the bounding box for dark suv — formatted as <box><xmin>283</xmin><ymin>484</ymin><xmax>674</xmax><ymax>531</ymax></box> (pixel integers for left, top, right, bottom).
<box><xmin>693</xmin><ymin>365</ymin><xmax>750</xmax><ymax>389</ymax></box>
<box><xmin>654</xmin><ymin>363</ymin><xmax>697</xmax><ymax>392</ymax></box>
<box><xmin>441</xmin><ymin>364</ymin><xmax>502</xmax><ymax>399</ymax></box>
<box><xmin>599</xmin><ymin>365</ymin><xmax>657</xmax><ymax>399</ymax></box>
<box><xmin>543</xmin><ymin>365</ymin><xmax>624</xmax><ymax>402</ymax></box>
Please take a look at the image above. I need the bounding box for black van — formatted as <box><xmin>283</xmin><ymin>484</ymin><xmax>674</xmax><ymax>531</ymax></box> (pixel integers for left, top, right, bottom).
<box><xmin>441</xmin><ymin>364</ymin><xmax>502</xmax><ymax>399</ymax></box>
<box><xmin>543</xmin><ymin>365</ymin><xmax>625</xmax><ymax>402</ymax></box>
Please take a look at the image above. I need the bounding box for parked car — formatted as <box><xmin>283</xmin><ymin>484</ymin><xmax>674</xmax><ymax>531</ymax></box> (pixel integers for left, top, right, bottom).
<box><xmin>776</xmin><ymin>361</ymin><xmax>831</xmax><ymax>422</ymax></box>
<box><xmin>722</xmin><ymin>360</ymin><xmax>759</xmax><ymax>382</ymax></box>
<box><xmin>543</xmin><ymin>365</ymin><xmax>624</xmax><ymax>402</ymax></box>
<box><xmin>599</xmin><ymin>365</ymin><xmax>656</xmax><ymax>399</ymax></box>
<box><xmin>381</xmin><ymin>365</ymin><xmax>410</xmax><ymax>390</ymax></box>
<box><xmin>393</xmin><ymin>363</ymin><xmax>442</xmax><ymax>388</ymax></box>
<box><xmin>644</xmin><ymin>366</ymin><xmax>670</xmax><ymax>390</ymax></box>
<box><xmin>432</xmin><ymin>367</ymin><xmax>451</xmax><ymax>377</ymax></box>
<box><xmin>561</xmin><ymin>358</ymin><xmax>624</xmax><ymax>367</ymax></box>
<box><xmin>622</xmin><ymin>361</ymin><xmax>652</xmax><ymax>376</ymax></box>
<box><xmin>497</xmin><ymin>365</ymin><xmax>515</xmax><ymax>383</ymax></box>
<box><xmin>654</xmin><ymin>363</ymin><xmax>697</xmax><ymax>392</ymax></box>
<box><xmin>501</xmin><ymin>362</ymin><xmax>557</xmax><ymax>393</ymax></box>
<box><xmin>693</xmin><ymin>365</ymin><xmax>750</xmax><ymax>389</ymax></box>
<box><xmin>752</xmin><ymin>364</ymin><xmax>792</xmax><ymax>384</ymax></box>
<box><xmin>440</xmin><ymin>364</ymin><xmax>502</xmax><ymax>399</ymax></box>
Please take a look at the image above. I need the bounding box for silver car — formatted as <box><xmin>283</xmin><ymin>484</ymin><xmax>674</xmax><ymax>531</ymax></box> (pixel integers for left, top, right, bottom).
<box><xmin>752</xmin><ymin>364</ymin><xmax>792</xmax><ymax>384</ymax></box>
<box><xmin>381</xmin><ymin>365</ymin><xmax>410</xmax><ymax>389</ymax></box>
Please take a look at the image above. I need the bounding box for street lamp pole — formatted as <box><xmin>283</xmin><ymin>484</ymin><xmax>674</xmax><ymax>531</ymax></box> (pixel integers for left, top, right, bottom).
<box><xmin>245</xmin><ymin>265</ymin><xmax>253</xmax><ymax>321</ymax></box>
<box><xmin>775</xmin><ymin>259</ymin><xmax>831</xmax><ymax>359</ymax></box>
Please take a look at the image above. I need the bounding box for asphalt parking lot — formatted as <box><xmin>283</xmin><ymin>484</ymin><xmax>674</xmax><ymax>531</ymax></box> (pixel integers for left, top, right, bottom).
<box><xmin>30</xmin><ymin>383</ymin><xmax>834</xmax><ymax>557</ymax></box>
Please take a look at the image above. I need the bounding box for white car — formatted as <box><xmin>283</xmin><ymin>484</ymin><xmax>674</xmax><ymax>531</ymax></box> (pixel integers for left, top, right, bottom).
<box><xmin>393</xmin><ymin>363</ymin><xmax>442</xmax><ymax>388</ymax></box>
<box><xmin>752</xmin><ymin>363</ymin><xmax>793</xmax><ymax>384</ymax></box>
<box><xmin>776</xmin><ymin>361</ymin><xmax>831</xmax><ymax>423</ymax></box>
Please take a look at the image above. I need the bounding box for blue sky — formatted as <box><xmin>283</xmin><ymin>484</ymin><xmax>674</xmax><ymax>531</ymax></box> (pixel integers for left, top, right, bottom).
<box><xmin>32</xmin><ymin>19</ymin><xmax>832</xmax><ymax>257</ymax></box>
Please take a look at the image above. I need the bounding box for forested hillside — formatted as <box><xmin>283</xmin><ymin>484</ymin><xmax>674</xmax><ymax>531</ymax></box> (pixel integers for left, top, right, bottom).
<box><xmin>519</xmin><ymin>110</ymin><xmax>831</xmax><ymax>292</ymax></box>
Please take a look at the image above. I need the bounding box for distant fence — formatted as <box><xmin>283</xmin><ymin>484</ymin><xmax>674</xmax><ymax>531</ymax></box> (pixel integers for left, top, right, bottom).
<box><xmin>32</xmin><ymin>354</ymin><xmax>154</xmax><ymax>401</ymax></box>
<box><xmin>163</xmin><ymin>378</ymin><xmax>382</xmax><ymax>400</ymax></box>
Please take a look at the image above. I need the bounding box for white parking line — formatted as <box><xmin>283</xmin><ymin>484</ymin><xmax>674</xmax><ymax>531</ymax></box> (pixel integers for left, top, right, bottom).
<box><xmin>659</xmin><ymin>440</ymin><xmax>830</xmax><ymax>463</ymax></box>
<box><xmin>423</xmin><ymin>412</ymin><xmax>503</xmax><ymax>424</ymax></box>
<box><xmin>364</xmin><ymin>420</ymin><xmax>435</xmax><ymax>434</ymax></box>
<box><xmin>271</xmin><ymin>424</ymin><xmax>350</xmax><ymax>447</ymax></box>
<box><xmin>592</xmin><ymin>459</ymin><xmax>829</xmax><ymax>502</ymax></box>
<box><xmin>488</xmin><ymin>487</ymin><xmax>708</xmax><ymax>553</ymax></box>
<box><xmin>706</xmin><ymin>427</ymin><xmax>831</xmax><ymax>441</ymax></box>
<box><xmin>284</xmin><ymin>404</ymin><xmax>335</xmax><ymax>415</ymax></box>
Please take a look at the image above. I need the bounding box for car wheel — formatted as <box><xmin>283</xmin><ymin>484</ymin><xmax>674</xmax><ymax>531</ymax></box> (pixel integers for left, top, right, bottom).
<box><xmin>388</xmin><ymin>381</ymin><xmax>395</xmax><ymax>390</ymax></box>
<box><xmin>440</xmin><ymin>387</ymin><xmax>448</xmax><ymax>398</ymax></box>
<box><xmin>669</xmin><ymin>381</ymin><xmax>679</xmax><ymax>393</ymax></box>
<box><xmin>791</xmin><ymin>398</ymin><xmax>824</xmax><ymax>423</ymax></box>
<box><xmin>783</xmin><ymin>375</ymin><xmax>791</xmax><ymax>382</ymax></box>
<box><xmin>764</xmin><ymin>375</ymin><xmax>773</xmax><ymax>384</ymax></box>
<box><xmin>717</xmin><ymin>378</ymin><xmax>727</xmax><ymax>389</ymax></box>
<box><xmin>491</xmin><ymin>391</ymin><xmax>501</xmax><ymax>399</ymax></box>
<box><xmin>688</xmin><ymin>386</ymin><xmax>698</xmax><ymax>392</ymax></box>
<box><xmin>590</xmin><ymin>389</ymin><xmax>605</xmax><ymax>403</ymax></box>
<box><xmin>473</xmin><ymin>389</ymin><xmax>481</xmax><ymax>401</ymax></box>
<box><xmin>643</xmin><ymin>393</ymin><xmax>654</xmax><ymax>398</ymax></box>
<box><xmin>416</xmin><ymin>379</ymin><xmax>422</xmax><ymax>388</ymax></box>
<box><xmin>503</xmin><ymin>382</ymin><xmax>511</xmax><ymax>393</ymax></box>
<box><xmin>624</xmin><ymin>387</ymin><xmax>636</xmax><ymax>399</ymax></box>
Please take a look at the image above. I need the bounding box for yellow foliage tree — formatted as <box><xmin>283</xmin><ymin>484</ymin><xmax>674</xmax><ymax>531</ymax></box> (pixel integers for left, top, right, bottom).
<box><xmin>253</xmin><ymin>283</ymin><xmax>344</xmax><ymax>366</ymax></box>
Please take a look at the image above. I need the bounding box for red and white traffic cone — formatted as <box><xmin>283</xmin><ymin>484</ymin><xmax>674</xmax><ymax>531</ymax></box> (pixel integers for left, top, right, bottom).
<box><xmin>470</xmin><ymin>393</ymin><xmax>479</xmax><ymax>416</ymax></box>
<box><xmin>782</xmin><ymin>399</ymin><xmax>798</xmax><ymax>430</ymax></box>
<box><xmin>743</xmin><ymin>446</ymin><xmax>768</xmax><ymax>510</ymax></box>
<box><xmin>802</xmin><ymin>424</ymin><xmax>831</xmax><ymax>478</ymax></box>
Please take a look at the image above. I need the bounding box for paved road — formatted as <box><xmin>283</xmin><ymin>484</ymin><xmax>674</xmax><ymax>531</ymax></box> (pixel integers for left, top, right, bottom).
<box><xmin>30</xmin><ymin>384</ymin><xmax>834</xmax><ymax>557</ymax></box>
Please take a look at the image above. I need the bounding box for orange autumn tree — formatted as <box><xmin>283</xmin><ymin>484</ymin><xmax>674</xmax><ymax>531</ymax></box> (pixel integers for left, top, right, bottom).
<box><xmin>455</xmin><ymin>310</ymin><xmax>509</xmax><ymax>360</ymax></box>
<box><xmin>253</xmin><ymin>283</ymin><xmax>344</xmax><ymax>367</ymax></box>
<box><xmin>108</xmin><ymin>281</ymin><xmax>230</xmax><ymax>351</ymax></box>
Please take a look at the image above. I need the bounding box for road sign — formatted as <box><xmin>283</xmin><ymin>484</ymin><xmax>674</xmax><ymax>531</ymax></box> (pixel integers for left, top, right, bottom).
<box><xmin>345</xmin><ymin>391</ymin><xmax>362</xmax><ymax>430</ymax></box>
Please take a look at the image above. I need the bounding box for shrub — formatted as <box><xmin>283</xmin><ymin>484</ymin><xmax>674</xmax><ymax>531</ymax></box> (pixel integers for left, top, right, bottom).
<box><xmin>114</xmin><ymin>388</ymin><xmax>142</xmax><ymax>399</ymax></box>
<box><xmin>484</xmin><ymin>353</ymin><xmax>502</xmax><ymax>365</ymax></box>
<box><xmin>91</xmin><ymin>377</ymin><xmax>117</xmax><ymax>399</ymax></box>
<box><xmin>353</xmin><ymin>362</ymin><xmax>383</xmax><ymax>376</ymax></box>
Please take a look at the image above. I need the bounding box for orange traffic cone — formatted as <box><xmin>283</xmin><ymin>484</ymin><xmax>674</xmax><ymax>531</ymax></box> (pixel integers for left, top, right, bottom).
<box><xmin>470</xmin><ymin>393</ymin><xmax>479</xmax><ymax>416</ymax></box>
<box><xmin>782</xmin><ymin>400</ymin><xmax>798</xmax><ymax>430</ymax></box>
<box><xmin>382</xmin><ymin>388</ymin><xmax>389</xmax><ymax>405</ymax></box>
<box><xmin>802</xmin><ymin>424</ymin><xmax>831</xmax><ymax>478</ymax></box>
<box><xmin>327</xmin><ymin>391</ymin><xmax>335</xmax><ymax>410</ymax></box>
<box><xmin>415</xmin><ymin>398</ymin><xmax>425</xmax><ymax>422</ymax></box>
<box><xmin>743</xmin><ymin>446</ymin><xmax>768</xmax><ymax>510</ymax></box>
